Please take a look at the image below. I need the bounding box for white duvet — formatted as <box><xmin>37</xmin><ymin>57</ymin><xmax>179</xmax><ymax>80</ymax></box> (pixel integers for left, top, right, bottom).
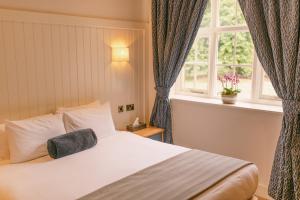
<box><xmin>0</xmin><ymin>132</ymin><xmax>257</xmax><ymax>200</ymax></box>
<box><xmin>0</xmin><ymin>132</ymin><xmax>188</xmax><ymax>200</ymax></box>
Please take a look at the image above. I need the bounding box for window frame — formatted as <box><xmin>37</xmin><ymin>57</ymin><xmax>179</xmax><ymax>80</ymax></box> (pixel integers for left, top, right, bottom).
<box><xmin>175</xmin><ymin>0</ymin><xmax>281</xmax><ymax>105</ymax></box>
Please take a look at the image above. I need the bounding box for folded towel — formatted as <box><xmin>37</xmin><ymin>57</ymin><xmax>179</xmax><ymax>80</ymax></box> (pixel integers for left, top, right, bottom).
<box><xmin>47</xmin><ymin>128</ymin><xmax>97</xmax><ymax>159</ymax></box>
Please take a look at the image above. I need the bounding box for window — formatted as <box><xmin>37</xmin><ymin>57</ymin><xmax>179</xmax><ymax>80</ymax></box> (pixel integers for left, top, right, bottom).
<box><xmin>183</xmin><ymin>37</ymin><xmax>209</xmax><ymax>93</ymax></box>
<box><xmin>176</xmin><ymin>0</ymin><xmax>279</xmax><ymax>104</ymax></box>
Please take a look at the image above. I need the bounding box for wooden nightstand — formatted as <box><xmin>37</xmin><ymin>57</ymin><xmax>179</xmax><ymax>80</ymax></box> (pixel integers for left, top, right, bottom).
<box><xmin>133</xmin><ymin>127</ymin><xmax>164</xmax><ymax>142</ymax></box>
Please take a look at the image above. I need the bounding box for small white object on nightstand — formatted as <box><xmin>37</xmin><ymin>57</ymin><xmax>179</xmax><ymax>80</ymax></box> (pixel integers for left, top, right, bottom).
<box><xmin>132</xmin><ymin>117</ymin><xmax>139</xmax><ymax>127</ymax></box>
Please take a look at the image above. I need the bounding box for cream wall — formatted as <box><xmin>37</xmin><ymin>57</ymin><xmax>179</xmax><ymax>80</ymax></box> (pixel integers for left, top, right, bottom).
<box><xmin>171</xmin><ymin>98</ymin><xmax>282</xmax><ymax>198</ymax></box>
<box><xmin>0</xmin><ymin>0</ymin><xmax>148</xmax><ymax>22</ymax></box>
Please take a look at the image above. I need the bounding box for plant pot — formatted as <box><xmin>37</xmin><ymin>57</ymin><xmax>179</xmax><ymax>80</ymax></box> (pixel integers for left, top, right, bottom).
<box><xmin>221</xmin><ymin>94</ymin><xmax>237</xmax><ymax>104</ymax></box>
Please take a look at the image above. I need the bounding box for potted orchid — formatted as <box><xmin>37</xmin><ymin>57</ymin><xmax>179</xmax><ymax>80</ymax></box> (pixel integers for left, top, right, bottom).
<box><xmin>218</xmin><ymin>73</ymin><xmax>241</xmax><ymax>104</ymax></box>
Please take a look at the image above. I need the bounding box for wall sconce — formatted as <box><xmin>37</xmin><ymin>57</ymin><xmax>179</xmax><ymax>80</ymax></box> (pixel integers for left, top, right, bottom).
<box><xmin>112</xmin><ymin>47</ymin><xmax>129</xmax><ymax>62</ymax></box>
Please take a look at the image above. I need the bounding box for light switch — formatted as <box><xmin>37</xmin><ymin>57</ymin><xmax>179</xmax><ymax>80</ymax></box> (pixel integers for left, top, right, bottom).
<box><xmin>118</xmin><ymin>105</ymin><xmax>124</xmax><ymax>113</ymax></box>
<box><xmin>126</xmin><ymin>104</ymin><xmax>134</xmax><ymax>111</ymax></box>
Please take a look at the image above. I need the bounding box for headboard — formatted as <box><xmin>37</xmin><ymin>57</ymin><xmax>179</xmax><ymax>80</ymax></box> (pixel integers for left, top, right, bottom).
<box><xmin>0</xmin><ymin>9</ymin><xmax>146</xmax><ymax>129</ymax></box>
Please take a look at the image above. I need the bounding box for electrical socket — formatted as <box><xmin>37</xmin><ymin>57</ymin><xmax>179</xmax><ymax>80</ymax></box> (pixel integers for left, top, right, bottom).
<box><xmin>118</xmin><ymin>105</ymin><xmax>124</xmax><ymax>113</ymax></box>
<box><xmin>126</xmin><ymin>104</ymin><xmax>134</xmax><ymax>111</ymax></box>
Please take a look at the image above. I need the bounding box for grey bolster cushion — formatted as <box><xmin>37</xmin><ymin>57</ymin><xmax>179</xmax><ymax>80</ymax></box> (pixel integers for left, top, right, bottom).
<box><xmin>47</xmin><ymin>128</ymin><xmax>97</xmax><ymax>159</ymax></box>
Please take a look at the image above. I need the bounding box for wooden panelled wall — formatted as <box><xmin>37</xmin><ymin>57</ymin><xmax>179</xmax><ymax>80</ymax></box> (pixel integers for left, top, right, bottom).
<box><xmin>0</xmin><ymin>9</ymin><xmax>146</xmax><ymax>129</ymax></box>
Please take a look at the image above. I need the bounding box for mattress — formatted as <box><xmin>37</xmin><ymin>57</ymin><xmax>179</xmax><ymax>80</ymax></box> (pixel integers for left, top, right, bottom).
<box><xmin>0</xmin><ymin>131</ymin><xmax>258</xmax><ymax>200</ymax></box>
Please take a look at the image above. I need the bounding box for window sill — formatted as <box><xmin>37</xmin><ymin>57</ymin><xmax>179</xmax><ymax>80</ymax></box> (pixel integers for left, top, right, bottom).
<box><xmin>170</xmin><ymin>94</ymin><xmax>283</xmax><ymax>114</ymax></box>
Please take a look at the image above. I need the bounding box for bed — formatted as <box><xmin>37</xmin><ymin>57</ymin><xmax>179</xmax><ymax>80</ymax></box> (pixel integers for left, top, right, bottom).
<box><xmin>0</xmin><ymin>131</ymin><xmax>258</xmax><ymax>200</ymax></box>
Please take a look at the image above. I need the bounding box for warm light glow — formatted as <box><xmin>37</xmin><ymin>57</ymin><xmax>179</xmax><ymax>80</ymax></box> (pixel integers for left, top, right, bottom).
<box><xmin>112</xmin><ymin>47</ymin><xmax>129</xmax><ymax>62</ymax></box>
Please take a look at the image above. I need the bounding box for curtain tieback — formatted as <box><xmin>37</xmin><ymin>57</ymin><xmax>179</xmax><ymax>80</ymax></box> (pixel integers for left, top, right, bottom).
<box><xmin>282</xmin><ymin>99</ymin><xmax>300</xmax><ymax>115</ymax></box>
<box><xmin>155</xmin><ymin>87</ymin><xmax>170</xmax><ymax>99</ymax></box>
<box><xmin>282</xmin><ymin>99</ymin><xmax>300</xmax><ymax>135</ymax></box>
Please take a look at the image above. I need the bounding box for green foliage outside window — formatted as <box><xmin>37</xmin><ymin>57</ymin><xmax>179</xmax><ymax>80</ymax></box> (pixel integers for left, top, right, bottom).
<box><xmin>200</xmin><ymin>0</ymin><xmax>211</xmax><ymax>27</ymax></box>
<box><xmin>218</xmin><ymin>32</ymin><xmax>253</xmax><ymax>78</ymax></box>
<box><xmin>219</xmin><ymin>0</ymin><xmax>245</xmax><ymax>26</ymax></box>
<box><xmin>180</xmin><ymin>0</ymin><xmax>277</xmax><ymax>99</ymax></box>
<box><xmin>185</xmin><ymin>0</ymin><xmax>253</xmax><ymax>80</ymax></box>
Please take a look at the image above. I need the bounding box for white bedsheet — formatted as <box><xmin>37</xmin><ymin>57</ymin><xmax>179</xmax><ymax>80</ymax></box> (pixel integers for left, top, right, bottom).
<box><xmin>0</xmin><ymin>132</ymin><xmax>257</xmax><ymax>200</ymax></box>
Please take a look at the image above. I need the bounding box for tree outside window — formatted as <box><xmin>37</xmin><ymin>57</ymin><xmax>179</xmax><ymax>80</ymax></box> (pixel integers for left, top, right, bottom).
<box><xmin>177</xmin><ymin>0</ymin><xmax>279</xmax><ymax>103</ymax></box>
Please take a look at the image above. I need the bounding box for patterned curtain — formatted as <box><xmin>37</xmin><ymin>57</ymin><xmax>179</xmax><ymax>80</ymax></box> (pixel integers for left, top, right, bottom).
<box><xmin>238</xmin><ymin>1</ymin><xmax>300</xmax><ymax>199</ymax></box>
<box><xmin>150</xmin><ymin>0</ymin><xmax>208</xmax><ymax>143</ymax></box>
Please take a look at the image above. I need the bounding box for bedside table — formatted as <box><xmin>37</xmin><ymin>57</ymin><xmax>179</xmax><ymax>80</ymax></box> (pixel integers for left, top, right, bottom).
<box><xmin>133</xmin><ymin>127</ymin><xmax>164</xmax><ymax>142</ymax></box>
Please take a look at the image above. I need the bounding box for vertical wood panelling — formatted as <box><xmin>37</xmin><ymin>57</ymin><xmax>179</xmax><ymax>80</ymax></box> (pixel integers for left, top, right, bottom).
<box><xmin>23</xmin><ymin>22</ymin><xmax>39</xmax><ymax>117</ymax></box>
<box><xmin>61</xmin><ymin>25</ymin><xmax>73</xmax><ymax>107</ymax></box>
<box><xmin>42</xmin><ymin>24</ymin><xmax>56</xmax><ymax>112</ymax></box>
<box><xmin>3</xmin><ymin>21</ymin><xmax>19</xmax><ymax>119</ymax></box>
<box><xmin>103</xmin><ymin>30</ymin><xmax>112</xmax><ymax>102</ymax></box>
<box><xmin>109</xmin><ymin>29</ymin><xmax>136</xmax><ymax>127</ymax></box>
<box><xmin>14</xmin><ymin>22</ymin><xmax>29</xmax><ymax>119</ymax></box>
<box><xmin>96</xmin><ymin>28</ymin><xmax>105</xmax><ymax>102</ymax></box>
<box><xmin>34</xmin><ymin>23</ymin><xmax>48</xmax><ymax>115</ymax></box>
<box><xmin>68</xmin><ymin>26</ymin><xmax>79</xmax><ymax>107</ymax></box>
<box><xmin>0</xmin><ymin>21</ymin><xmax>9</xmax><ymax>121</ymax></box>
<box><xmin>90</xmin><ymin>28</ymin><xmax>98</xmax><ymax>100</ymax></box>
<box><xmin>83</xmin><ymin>27</ymin><xmax>92</xmax><ymax>103</ymax></box>
<box><xmin>75</xmin><ymin>26</ymin><xmax>86</xmax><ymax>105</ymax></box>
<box><xmin>0</xmin><ymin>11</ymin><xmax>145</xmax><ymax>128</ymax></box>
<box><xmin>51</xmin><ymin>24</ymin><xmax>64</xmax><ymax>109</ymax></box>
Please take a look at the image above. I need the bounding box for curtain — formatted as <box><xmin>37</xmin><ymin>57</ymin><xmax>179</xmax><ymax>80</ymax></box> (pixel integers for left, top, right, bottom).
<box><xmin>150</xmin><ymin>0</ymin><xmax>208</xmax><ymax>143</ymax></box>
<box><xmin>238</xmin><ymin>1</ymin><xmax>300</xmax><ymax>199</ymax></box>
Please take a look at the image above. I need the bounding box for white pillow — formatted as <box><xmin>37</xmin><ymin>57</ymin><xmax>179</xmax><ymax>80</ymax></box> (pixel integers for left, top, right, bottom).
<box><xmin>0</xmin><ymin>124</ymin><xmax>9</xmax><ymax>160</ymax></box>
<box><xmin>63</xmin><ymin>102</ymin><xmax>116</xmax><ymax>139</ymax></box>
<box><xmin>6</xmin><ymin>114</ymin><xmax>66</xmax><ymax>163</ymax></box>
<box><xmin>56</xmin><ymin>100</ymin><xmax>101</xmax><ymax>114</ymax></box>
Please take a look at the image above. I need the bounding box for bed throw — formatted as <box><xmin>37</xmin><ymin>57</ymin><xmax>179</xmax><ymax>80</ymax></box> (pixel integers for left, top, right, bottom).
<box><xmin>47</xmin><ymin>128</ymin><xmax>97</xmax><ymax>159</ymax></box>
<box><xmin>78</xmin><ymin>149</ymin><xmax>251</xmax><ymax>200</ymax></box>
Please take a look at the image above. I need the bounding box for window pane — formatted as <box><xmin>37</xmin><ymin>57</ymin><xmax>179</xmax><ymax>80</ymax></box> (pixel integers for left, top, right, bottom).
<box><xmin>262</xmin><ymin>73</ymin><xmax>277</xmax><ymax>97</ymax></box>
<box><xmin>195</xmin><ymin>65</ymin><xmax>209</xmax><ymax>91</ymax></box>
<box><xmin>218</xmin><ymin>32</ymin><xmax>254</xmax><ymax>65</ymax></box>
<box><xmin>235</xmin><ymin>32</ymin><xmax>254</xmax><ymax>64</ymax></box>
<box><xmin>182</xmin><ymin>36</ymin><xmax>209</xmax><ymax>93</ymax></box>
<box><xmin>217</xmin><ymin>66</ymin><xmax>252</xmax><ymax>98</ymax></box>
<box><xmin>196</xmin><ymin>37</ymin><xmax>209</xmax><ymax>62</ymax></box>
<box><xmin>236</xmin><ymin>66</ymin><xmax>252</xmax><ymax>98</ymax></box>
<box><xmin>200</xmin><ymin>0</ymin><xmax>211</xmax><ymax>27</ymax></box>
<box><xmin>186</xmin><ymin>45</ymin><xmax>196</xmax><ymax>62</ymax></box>
<box><xmin>182</xmin><ymin>64</ymin><xmax>208</xmax><ymax>92</ymax></box>
<box><xmin>219</xmin><ymin>0</ymin><xmax>236</xmax><ymax>26</ymax></box>
<box><xmin>186</xmin><ymin>36</ymin><xmax>209</xmax><ymax>62</ymax></box>
<box><xmin>219</xmin><ymin>0</ymin><xmax>246</xmax><ymax>26</ymax></box>
<box><xmin>236</xmin><ymin>3</ymin><xmax>246</xmax><ymax>25</ymax></box>
<box><xmin>218</xmin><ymin>32</ymin><xmax>234</xmax><ymax>64</ymax></box>
<box><xmin>183</xmin><ymin>64</ymin><xmax>194</xmax><ymax>89</ymax></box>
<box><xmin>217</xmin><ymin>65</ymin><xmax>234</xmax><ymax>77</ymax></box>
